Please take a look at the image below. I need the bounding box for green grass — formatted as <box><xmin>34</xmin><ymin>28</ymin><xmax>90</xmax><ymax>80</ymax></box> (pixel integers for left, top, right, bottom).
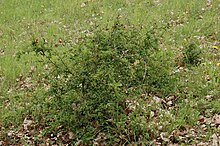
<box><xmin>0</xmin><ymin>0</ymin><xmax>220</xmax><ymax>145</ymax></box>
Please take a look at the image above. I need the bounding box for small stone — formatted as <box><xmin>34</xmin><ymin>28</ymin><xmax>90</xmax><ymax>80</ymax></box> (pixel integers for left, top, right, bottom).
<box><xmin>167</xmin><ymin>100</ymin><xmax>173</xmax><ymax>106</ymax></box>
<box><xmin>205</xmin><ymin>95</ymin><xmax>212</xmax><ymax>100</ymax></box>
<box><xmin>7</xmin><ymin>130</ymin><xmax>14</xmax><ymax>137</ymax></box>
<box><xmin>198</xmin><ymin>15</ymin><xmax>203</xmax><ymax>19</ymax></box>
<box><xmin>81</xmin><ymin>3</ymin><xmax>86</xmax><ymax>8</ymax></box>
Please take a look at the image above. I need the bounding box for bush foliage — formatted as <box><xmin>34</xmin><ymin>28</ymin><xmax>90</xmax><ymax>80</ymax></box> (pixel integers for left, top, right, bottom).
<box><xmin>32</xmin><ymin>20</ymin><xmax>177</xmax><ymax>143</ymax></box>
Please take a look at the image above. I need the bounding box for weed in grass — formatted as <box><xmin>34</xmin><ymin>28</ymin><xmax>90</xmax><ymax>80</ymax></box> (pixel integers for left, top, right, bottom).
<box><xmin>183</xmin><ymin>43</ymin><xmax>202</xmax><ymax>66</ymax></box>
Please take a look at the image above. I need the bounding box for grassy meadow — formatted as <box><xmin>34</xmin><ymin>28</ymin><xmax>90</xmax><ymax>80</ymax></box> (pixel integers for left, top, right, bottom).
<box><xmin>0</xmin><ymin>0</ymin><xmax>220</xmax><ymax>145</ymax></box>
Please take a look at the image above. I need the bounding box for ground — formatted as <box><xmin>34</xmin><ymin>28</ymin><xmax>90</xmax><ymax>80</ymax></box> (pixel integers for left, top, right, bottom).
<box><xmin>0</xmin><ymin>0</ymin><xmax>220</xmax><ymax>145</ymax></box>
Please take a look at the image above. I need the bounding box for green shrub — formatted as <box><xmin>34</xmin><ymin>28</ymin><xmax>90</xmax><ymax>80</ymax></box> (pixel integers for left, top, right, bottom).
<box><xmin>31</xmin><ymin>20</ymin><xmax>176</xmax><ymax>144</ymax></box>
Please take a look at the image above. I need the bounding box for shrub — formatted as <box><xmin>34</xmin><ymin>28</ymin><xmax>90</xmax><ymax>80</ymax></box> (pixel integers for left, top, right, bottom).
<box><xmin>31</xmin><ymin>20</ymin><xmax>176</xmax><ymax>144</ymax></box>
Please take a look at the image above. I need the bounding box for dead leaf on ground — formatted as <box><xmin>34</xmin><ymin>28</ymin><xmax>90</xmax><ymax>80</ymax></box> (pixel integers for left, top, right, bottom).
<box><xmin>212</xmin><ymin>114</ymin><xmax>220</xmax><ymax>125</ymax></box>
<box><xmin>198</xmin><ymin>115</ymin><xmax>206</xmax><ymax>124</ymax></box>
<box><xmin>23</xmin><ymin>117</ymin><xmax>34</xmax><ymax>130</ymax></box>
<box><xmin>211</xmin><ymin>133</ymin><xmax>219</xmax><ymax>146</ymax></box>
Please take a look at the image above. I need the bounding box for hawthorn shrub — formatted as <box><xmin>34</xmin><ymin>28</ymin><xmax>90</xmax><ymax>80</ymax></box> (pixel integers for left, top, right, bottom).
<box><xmin>32</xmin><ymin>20</ymin><xmax>177</xmax><ymax>144</ymax></box>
